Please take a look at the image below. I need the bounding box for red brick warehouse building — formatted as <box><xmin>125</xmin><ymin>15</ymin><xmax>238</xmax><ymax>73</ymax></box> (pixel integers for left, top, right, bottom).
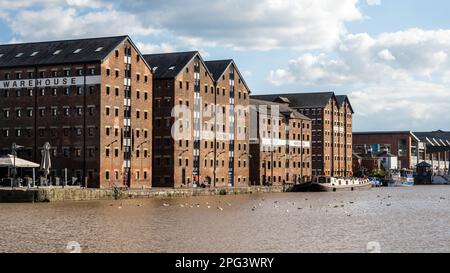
<box><xmin>144</xmin><ymin>52</ymin><xmax>251</xmax><ymax>188</ymax></box>
<box><xmin>249</xmin><ymin>98</ymin><xmax>312</xmax><ymax>186</ymax></box>
<box><xmin>252</xmin><ymin>92</ymin><xmax>354</xmax><ymax>178</ymax></box>
<box><xmin>0</xmin><ymin>36</ymin><xmax>153</xmax><ymax>189</ymax></box>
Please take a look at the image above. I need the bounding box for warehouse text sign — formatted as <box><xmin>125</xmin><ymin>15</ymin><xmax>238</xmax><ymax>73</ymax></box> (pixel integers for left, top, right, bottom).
<box><xmin>0</xmin><ymin>76</ymin><xmax>101</xmax><ymax>89</ymax></box>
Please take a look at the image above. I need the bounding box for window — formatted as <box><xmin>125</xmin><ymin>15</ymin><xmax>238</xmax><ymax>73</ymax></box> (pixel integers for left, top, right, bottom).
<box><xmin>95</xmin><ymin>47</ymin><xmax>104</xmax><ymax>52</ymax></box>
<box><xmin>73</xmin><ymin>49</ymin><xmax>82</xmax><ymax>54</ymax></box>
<box><xmin>15</xmin><ymin>53</ymin><xmax>24</xmax><ymax>58</ymax></box>
<box><xmin>53</xmin><ymin>50</ymin><xmax>62</xmax><ymax>55</ymax></box>
<box><xmin>64</xmin><ymin>88</ymin><xmax>70</xmax><ymax>96</ymax></box>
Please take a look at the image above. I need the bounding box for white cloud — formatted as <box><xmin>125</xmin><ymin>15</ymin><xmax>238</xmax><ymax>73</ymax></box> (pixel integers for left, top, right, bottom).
<box><xmin>135</xmin><ymin>42</ymin><xmax>175</xmax><ymax>54</ymax></box>
<box><xmin>269</xmin><ymin>28</ymin><xmax>450</xmax><ymax>130</ymax></box>
<box><xmin>6</xmin><ymin>6</ymin><xmax>155</xmax><ymax>42</ymax></box>
<box><xmin>366</xmin><ymin>0</ymin><xmax>381</xmax><ymax>6</ymax></box>
<box><xmin>378</xmin><ymin>49</ymin><xmax>395</xmax><ymax>61</ymax></box>
<box><xmin>119</xmin><ymin>0</ymin><xmax>363</xmax><ymax>51</ymax></box>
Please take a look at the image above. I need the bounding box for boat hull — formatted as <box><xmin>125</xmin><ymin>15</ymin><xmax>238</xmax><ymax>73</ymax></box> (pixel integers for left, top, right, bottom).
<box><xmin>388</xmin><ymin>180</ymin><xmax>414</xmax><ymax>187</ymax></box>
<box><xmin>311</xmin><ymin>182</ymin><xmax>372</xmax><ymax>192</ymax></box>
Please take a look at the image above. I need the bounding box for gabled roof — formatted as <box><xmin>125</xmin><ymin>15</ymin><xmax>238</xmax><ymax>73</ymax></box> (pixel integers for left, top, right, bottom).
<box><xmin>336</xmin><ymin>95</ymin><xmax>355</xmax><ymax>114</ymax></box>
<box><xmin>251</xmin><ymin>92</ymin><xmax>337</xmax><ymax>109</ymax></box>
<box><xmin>250</xmin><ymin>98</ymin><xmax>310</xmax><ymax>120</ymax></box>
<box><xmin>143</xmin><ymin>51</ymin><xmax>202</xmax><ymax>79</ymax></box>
<box><xmin>205</xmin><ymin>59</ymin><xmax>252</xmax><ymax>93</ymax></box>
<box><xmin>205</xmin><ymin>60</ymin><xmax>232</xmax><ymax>81</ymax></box>
<box><xmin>0</xmin><ymin>36</ymin><xmax>128</xmax><ymax>68</ymax></box>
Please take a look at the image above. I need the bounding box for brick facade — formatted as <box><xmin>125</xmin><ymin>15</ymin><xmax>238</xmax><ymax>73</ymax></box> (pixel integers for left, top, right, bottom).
<box><xmin>0</xmin><ymin>36</ymin><xmax>153</xmax><ymax>189</ymax></box>
<box><xmin>249</xmin><ymin>99</ymin><xmax>312</xmax><ymax>186</ymax></box>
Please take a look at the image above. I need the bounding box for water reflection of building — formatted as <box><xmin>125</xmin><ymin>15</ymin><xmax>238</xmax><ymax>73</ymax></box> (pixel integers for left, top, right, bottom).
<box><xmin>353</xmin><ymin>130</ymin><xmax>450</xmax><ymax>174</ymax></box>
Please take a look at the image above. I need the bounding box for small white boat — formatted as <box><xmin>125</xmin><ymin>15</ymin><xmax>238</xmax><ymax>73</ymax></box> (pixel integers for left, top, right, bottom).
<box><xmin>388</xmin><ymin>169</ymin><xmax>414</xmax><ymax>187</ymax></box>
<box><xmin>311</xmin><ymin>176</ymin><xmax>372</xmax><ymax>192</ymax></box>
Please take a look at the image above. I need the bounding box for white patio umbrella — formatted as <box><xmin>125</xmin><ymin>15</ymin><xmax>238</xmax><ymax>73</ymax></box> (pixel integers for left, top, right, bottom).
<box><xmin>0</xmin><ymin>155</ymin><xmax>40</xmax><ymax>168</ymax></box>
<box><xmin>40</xmin><ymin>142</ymin><xmax>52</xmax><ymax>180</ymax></box>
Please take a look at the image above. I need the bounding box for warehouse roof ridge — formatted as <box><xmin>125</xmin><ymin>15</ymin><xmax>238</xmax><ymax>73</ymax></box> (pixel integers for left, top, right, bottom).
<box><xmin>0</xmin><ymin>35</ymin><xmax>130</xmax><ymax>68</ymax></box>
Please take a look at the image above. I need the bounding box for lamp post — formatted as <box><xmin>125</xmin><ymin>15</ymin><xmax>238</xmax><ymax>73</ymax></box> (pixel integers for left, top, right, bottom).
<box><xmin>11</xmin><ymin>143</ymin><xmax>24</xmax><ymax>189</ymax></box>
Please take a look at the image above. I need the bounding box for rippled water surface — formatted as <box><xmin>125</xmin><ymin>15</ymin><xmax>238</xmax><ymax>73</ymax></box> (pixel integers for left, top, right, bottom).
<box><xmin>0</xmin><ymin>186</ymin><xmax>449</xmax><ymax>253</ymax></box>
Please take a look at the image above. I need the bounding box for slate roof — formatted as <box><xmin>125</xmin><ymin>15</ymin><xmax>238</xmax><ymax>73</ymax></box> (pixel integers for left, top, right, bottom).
<box><xmin>353</xmin><ymin>131</ymin><xmax>421</xmax><ymax>142</ymax></box>
<box><xmin>250</xmin><ymin>98</ymin><xmax>310</xmax><ymax>120</ymax></box>
<box><xmin>205</xmin><ymin>59</ymin><xmax>252</xmax><ymax>93</ymax></box>
<box><xmin>251</xmin><ymin>92</ymin><xmax>336</xmax><ymax>109</ymax></box>
<box><xmin>205</xmin><ymin>60</ymin><xmax>233</xmax><ymax>81</ymax></box>
<box><xmin>0</xmin><ymin>36</ymin><xmax>128</xmax><ymax>68</ymax></box>
<box><xmin>414</xmin><ymin>131</ymin><xmax>450</xmax><ymax>147</ymax></box>
<box><xmin>336</xmin><ymin>95</ymin><xmax>355</xmax><ymax>113</ymax></box>
<box><xmin>143</xmin><ymin>51</ymin><xmax>199</xmax><ymax>79</ymax></box>
<box><xmin>414</xmin><ymin>130</ymin><xmax>450</xmax><ymax>141</ymax></box>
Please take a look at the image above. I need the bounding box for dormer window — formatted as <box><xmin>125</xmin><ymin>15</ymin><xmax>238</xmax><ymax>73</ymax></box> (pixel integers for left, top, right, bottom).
<box><xmin>15</xmin><ymin>53</ymin><xmax>24</xmax><ymax>58</ymax></box>
<box><xmin>30</xmin><ymin>51</ymin><xmax>39</xmax><ymax>57</ymax></box>
<box><xmin>53</xmin><ymin>50</ymin><xmax>62</xmax><ymax>55</ymax></box>
<box><xmin>169</xmin><ymin>66</ymin><xmax>176</xmax><ymax>70</ymax></box>
<box><xmin>95</xmin><ymin>47</ymin><xmax>103</xmax><ymax>52</ymax></box>
<box><xmin>73</xmin><ymin>49</ymin><xmax>82</xmax><ymax>54</ymax></box>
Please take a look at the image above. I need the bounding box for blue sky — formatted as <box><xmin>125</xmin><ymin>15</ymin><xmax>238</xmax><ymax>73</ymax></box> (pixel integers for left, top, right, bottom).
<box><xmin>0</xmin><ymin>0</ymin><xmax>449</xmax><ymax>132</ymax></box>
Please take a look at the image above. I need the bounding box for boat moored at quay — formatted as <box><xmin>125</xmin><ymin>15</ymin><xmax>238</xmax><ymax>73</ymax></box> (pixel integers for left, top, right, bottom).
<box><xmin>311</xmin><ymin>176</ymin><xmax>372</xmax><ymax>192</ymax></box>
<box><xmin>387</xmin><ymin>169</ymin><xmax>415</xmax><ymax>187</ymax></box>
